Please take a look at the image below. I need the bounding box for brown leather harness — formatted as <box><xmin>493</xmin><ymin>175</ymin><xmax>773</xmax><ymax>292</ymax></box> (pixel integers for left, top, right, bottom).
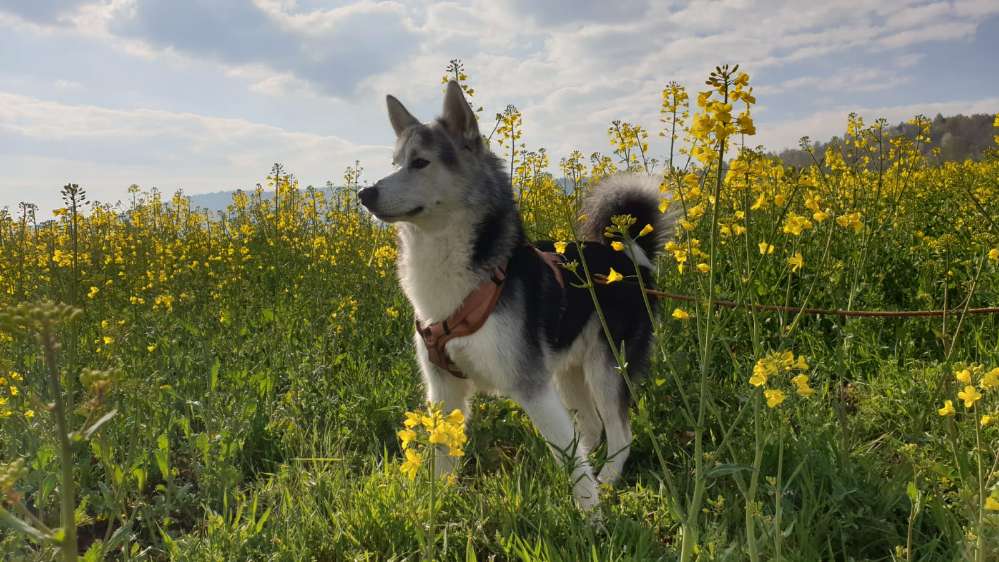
<box><xmin>416</xmin><ymin>246</ymin><xmax>564</xmax><ymax>378</ymax></box>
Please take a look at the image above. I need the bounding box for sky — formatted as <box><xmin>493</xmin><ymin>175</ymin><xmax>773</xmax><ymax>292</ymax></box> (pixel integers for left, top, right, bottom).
<box><xmin>2</xmin><ymin>0</ymin><xmax>998</xmax><ymax>213</ymax></box>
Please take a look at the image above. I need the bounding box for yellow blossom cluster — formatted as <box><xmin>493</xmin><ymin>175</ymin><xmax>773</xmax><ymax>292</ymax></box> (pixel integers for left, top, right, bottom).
<box><xmin>398</xmin><ymin>404</ymin><xmax>467</xmax><ymax>480</ymax></box>
<box><xmin>0</xmin><ymin>370</ymin><xmax>26</xmax><ymax>418</ymax></box>
<box><xmin>749</xmin><ymin>351</ymin><xmax>814</xmax><ymax>408</ymax></box>
<box><xmin>938</xmin><ymin>365</ymin><xmax>999</xmax><ymax>424</ymax></box>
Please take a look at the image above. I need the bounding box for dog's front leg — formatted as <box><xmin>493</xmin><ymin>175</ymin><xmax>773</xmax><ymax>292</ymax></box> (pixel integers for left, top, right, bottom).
<box><xmin>414</xmin><ymin>333</ymin><xmax>472</xmax><ymax>476</ymax></box>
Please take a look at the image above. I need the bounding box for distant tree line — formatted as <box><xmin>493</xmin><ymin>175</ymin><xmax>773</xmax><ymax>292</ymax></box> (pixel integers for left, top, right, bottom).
<box><xmin>776</xmin><ymin>113</ymin><xmax>996</xmax><ymax>167</ymax></box>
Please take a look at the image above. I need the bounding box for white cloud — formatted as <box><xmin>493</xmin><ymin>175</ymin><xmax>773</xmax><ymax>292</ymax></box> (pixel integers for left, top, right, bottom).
<box><xmin>1</xmin><ymin>0</ymin><xmax>998</xmax><ymax>211</ymax></box>
<box><xmin>0</xmin><ymin>91</ymin><xmax>392</xmax><ymax>210</ymax></box>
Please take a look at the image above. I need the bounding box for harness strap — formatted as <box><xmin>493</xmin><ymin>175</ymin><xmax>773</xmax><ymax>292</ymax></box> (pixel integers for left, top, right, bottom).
<box><xmin>417</xmin><ymin>245</ymin><xmax>563</xmax><ymax>378</ymax></box>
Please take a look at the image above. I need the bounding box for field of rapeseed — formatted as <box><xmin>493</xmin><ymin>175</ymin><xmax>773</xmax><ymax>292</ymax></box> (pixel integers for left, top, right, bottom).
<box><xmin>2</xmin><ymin>63</ymin><xmax>999</xmax><ymax>561</ymax></box>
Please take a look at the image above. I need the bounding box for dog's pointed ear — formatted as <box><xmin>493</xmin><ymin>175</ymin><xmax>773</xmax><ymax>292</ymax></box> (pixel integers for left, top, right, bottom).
<box><xmin>441</xmin><ymin>80</ymin><xmax>482</xmax><ymax>151</ymax></box>
<box><xmin>386</xmin><ymin>95</ymin><xmax>420</xmax><ymax>137</ymax></box>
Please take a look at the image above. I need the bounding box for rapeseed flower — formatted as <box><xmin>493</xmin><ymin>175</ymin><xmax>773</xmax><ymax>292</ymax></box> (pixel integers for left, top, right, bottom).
<box><xmin>938</xmin><ymin>400</ymin><xmax>956</xmax><ymax>416</ymax></box>
<box><xmin>788</xmin><ymin>252</ymin><xmax>804</xmax><ymax>272</ymax></box>
<box><xmin>605</xmin><ymin>268</ymin><xmax>623</xmax><ymax>283</ymax></box>
<box><xmin>981</xmin><ymin>368</ymin><xmax>999</xmax><ymax>390</ymax></box>
<box><xmin>400</xmin><ymin>449</ymin><xmax>422</xmax><ymax>480</ymax></box>
<box><xmin>791</xmin><ymin>374</ymin><xmax>814</xmax><ymax>397</ymax></box>
<box><xmin>672</xmin><ymin>308</ymin><xmax>690</xmax><ymax>320</ymax></box>
<box><xmin>764</xmin><ymin>389</ymin><xmax>786</xmax><ymax>408</ymax></box>
<box><xmin>958</xmin><ymin>386</ymin><xmax>982</xmax><ymax>408</ymax></box>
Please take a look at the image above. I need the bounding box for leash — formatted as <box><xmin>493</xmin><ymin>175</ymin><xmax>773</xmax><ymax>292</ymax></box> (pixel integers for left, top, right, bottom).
<box><xmin>592</xmin><ymin>275</ymin><xmax>999</xmax><ymax>319</ymax></box>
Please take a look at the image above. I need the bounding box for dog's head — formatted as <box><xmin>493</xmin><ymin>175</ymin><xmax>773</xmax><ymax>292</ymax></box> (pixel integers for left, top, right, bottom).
<box><xmin>360</xmin><ymin>81</ymin><xmax>490</xmax><ymax>229</ymax></box>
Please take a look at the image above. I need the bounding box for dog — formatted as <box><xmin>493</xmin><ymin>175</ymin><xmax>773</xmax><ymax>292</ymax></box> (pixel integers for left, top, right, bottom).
<box><xmin>359</xmin><ymin>81</ymin><xmax>678</xmax><ymax>509</ymax></box>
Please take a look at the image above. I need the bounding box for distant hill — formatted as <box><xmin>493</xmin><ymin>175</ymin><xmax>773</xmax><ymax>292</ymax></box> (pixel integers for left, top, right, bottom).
<box><xmin>187</xmin><ymin>186</ymin><xmax>344</xmax><ymax>214</ymax></box>
<box><xmin>777</xmin><ymin>113</ymin><xmax>996</xmax><ymax>167</ymax></box>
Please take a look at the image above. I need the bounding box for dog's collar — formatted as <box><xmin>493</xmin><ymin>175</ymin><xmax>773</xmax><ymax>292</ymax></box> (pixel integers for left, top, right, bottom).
<box><xmin>417</xmin><ymin>245</ymin><xmax>563</xmax><ymax>378</ymax></box>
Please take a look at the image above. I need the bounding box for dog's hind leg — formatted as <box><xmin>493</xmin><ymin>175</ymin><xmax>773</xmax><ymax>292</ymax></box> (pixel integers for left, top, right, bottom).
<box><xmin>584</xmin><ymin>352</ymin><xmax>632</xmax><ymax>485</ymax></box>
<box><xmin>555</xmin><ymin>365</ymin><xmax>602</xmax><ymax>454</ymax></box>
<box><xmin>513</xmin><ymin>382</ymin><xmax>599</xmax><ymax>510</ymax></box>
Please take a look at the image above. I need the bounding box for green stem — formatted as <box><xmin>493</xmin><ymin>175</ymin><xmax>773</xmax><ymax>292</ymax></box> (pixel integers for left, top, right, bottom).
<box><xmin>746</xmin><ymin>393</ymin><xmax>762</xmax><ymax>562</ymax></box>
<box><xmin>775</xmin><ymin>421</ymin><xmax>784</xmax><ymax>562</ymax></box>
<box><xmin>42</xmin><ymin>328</ymin><xmax>77</xmax><ymax>562</ymax></box>
<box><xmin>973</xmin><ymin>404</ymin><xmax>984</xmax><ymax>562</ymax></box>
<box><xmin>681</xmin><ymin>81</ymin><xmax>730</xmax><ymax>562</ymax></box>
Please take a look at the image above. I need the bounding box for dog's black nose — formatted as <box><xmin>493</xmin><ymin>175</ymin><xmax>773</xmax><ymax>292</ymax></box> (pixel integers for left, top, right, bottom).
<box><xmin>358</xmin><ymin>187</ymin><xmax>378</xmax><ymax>207</ymax></box>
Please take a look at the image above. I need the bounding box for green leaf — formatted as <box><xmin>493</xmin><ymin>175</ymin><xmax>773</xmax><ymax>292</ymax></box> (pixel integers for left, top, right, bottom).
<box><xmin>83</xmin><ymin>409</ymin><xmax>117</xmax><ymax>440</ymax></box>
<box><xmin>705</xmin><ymin>464</ymin><xmax>753</xmax><ymax>479</ymax></box>
<box><xmin>0</xmin><ymin>506</ymin><xmax>50</xmax><ymax>542</ymax></box>
<box><xmin>210</xmin><ymin>358</ymin><xmax>220</xmax><ymax>392</ymax></box>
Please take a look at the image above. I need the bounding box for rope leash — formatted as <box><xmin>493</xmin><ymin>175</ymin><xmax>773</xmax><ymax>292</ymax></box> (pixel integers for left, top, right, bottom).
<box><xmin>592</xmin><ymin>275</ymin><xmax>999</xmax><ymax>319</ymax></box>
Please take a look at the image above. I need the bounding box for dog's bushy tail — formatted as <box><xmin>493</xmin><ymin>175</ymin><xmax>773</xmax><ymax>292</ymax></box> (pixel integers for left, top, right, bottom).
<box><xmin>578</xmin><ymin>174</ymin><xmax>680</xmax><ymax>262</ymax></box>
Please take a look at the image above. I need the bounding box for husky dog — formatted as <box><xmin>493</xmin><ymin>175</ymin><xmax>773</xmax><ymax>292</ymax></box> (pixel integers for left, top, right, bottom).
<box><xmin>360</xmin><ymin>81</ymin><xmax>677</xmax><ymax>509</ymax></box>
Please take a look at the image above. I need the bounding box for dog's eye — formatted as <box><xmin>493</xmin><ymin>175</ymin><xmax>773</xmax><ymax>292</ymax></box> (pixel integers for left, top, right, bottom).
<box><xmin>410</xmin><ymin>158</ymin><xmax>430</xmax><ymax>170</ymax></box>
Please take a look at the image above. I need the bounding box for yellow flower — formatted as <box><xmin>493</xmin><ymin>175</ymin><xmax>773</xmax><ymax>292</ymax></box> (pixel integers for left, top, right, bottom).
<box><xmin>988</xmin><ymin>248</ymin><xmax>998</xmax><ymax>261</ymax></box>
<box><xmin>400</xmin><ymin>448</ymin><xmax>422</xmax><ymax>480</ymax></box>
<box><xmin>554</xmin><ymin>241</ymin><xmax>567</xmax><ymax>254</ymax></box>
<box><xmin>611</xmin><ymin>241</ymin><xmax>625</xmax><ymax>252</ymax></box>
<box><xmin>605</xmin><ymin>268</ymin><xmax>623</xmax><ymax>284</ymax></box>
<box><xmin>764</xmin><ymin>388</ymin><xmax>786</xmax><ymax>408</ymax></box>
<box><xmin>672</xmin><ymin>308</ymin><xmax>690</xmax><ymax>320</ymax></box>
<box><xmin>955</xmin><ymin>369</ymin><xmax>972</xmax><ymax>384</ymax></box>
<box><xmin>102</xmin><ymin>336</ymin><xmax>114</xmax><ymax>346</ymax></box>
<box><xmin>398</xmin><ymin>429</ymin><xmax>417</xmax><ymax>449</ymax></box>
<box><xmin>696</xmin><ymin>262</ymin><xmax>710</xmax><ymax>273</ymax></box>
<box><xmin>749</xmin><ymin>359</ymin><xmax>773</xmax><ymax>387</ymax></box>
<box><xmin>958</xmin><ymin>385</ymin><xmax>982</xmax><ymax>408</ymax></box>
<box><xmin>981</xmin><ymin>368</ymin><xmax>999</xmax><ymax>390</ymax></box>
<box><xmin>986</xmin><ymin>496</ymin><xmax>999</xmax><ymax>511</ymax></box>
<box><xmin>8</xmin><ymin>386</ymin><xmax>17</xmax><ymax>396</ymax></box>
<box><xmin>938</xmin><ymin>400</ymin><xmax>955</xmax><ymax>417</ymax></box>
<box><xmin>836</xmin><ymin>212</ymin><xmax>863</xmax><ymax>233</ymax></box>
<box><xmin>758</xmin><ymin>241</ymin><xmax>774</xmax><ymax>255</ymax></box>
<box><xmin>24</xmin><ymin>409</ymin><xmax>35</xmax><ymax>419</ymax></box>
<box><xmin>981</xmin><ymin>415</ymin><xmax>993</xmax><ymax>427</ymax></box>
<box><xmin>445</xmin><ymin>408</ymin><xmax>464</xmax><ymax>426</ymax></box>
<box><xmin>428</xmin><ymin>425</ymin><xmax>449</xmax><ymax>445</ymax></box>
<box><xmin>87</xmin><ymin>286</ymin><xmax>100</xmax><ymax>299</ymax></box>
<box><xmin>658</xmin><ymin>199</ymin><xmax>671</xmax><ymax>213</ymax></box>
<box><xmin>403</xmin><ymin>411</ymin><xmax>421</xmax><ymax>428</ymax></box>
<box><xmin>791</xmin><ymin>374</ymin><xmax>814</xmax><ymax>397</ymax></box>
<box><xmin>147</xmin><ymin>344</ymin><xmax>157</xmax><ymax>353</ymax></box>
<box><xmin>9</xmin><ymin>372</ymin><xmax>21</xmax><ymax>382</ymax></box>
<box><xmin>782</xmin><ymin>213</ymin><xmax>812</xmax><ymax>236</ymax></box>
<box><xmin>787</xmin><ymin>252</ymin><xmax>804</xmax><ymax>272</ymax></box>
<box><xmin>638</xmin><ymin>224</ymin><xmax>654</xmax><ymax>237</ymax></box>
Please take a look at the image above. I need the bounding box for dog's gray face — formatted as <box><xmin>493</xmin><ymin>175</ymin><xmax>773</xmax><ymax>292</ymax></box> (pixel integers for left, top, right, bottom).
<box><xmin>360</xmin><ymin>82</ymin><xmax>484</xmax><ymax>230</ymax></box>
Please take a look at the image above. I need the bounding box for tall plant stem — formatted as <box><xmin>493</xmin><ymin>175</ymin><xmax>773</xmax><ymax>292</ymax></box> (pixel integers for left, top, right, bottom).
<box><xmin>42</xmin><ymin>328</ymin><xmax>76</xmax><ymax>562</ymax></box>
